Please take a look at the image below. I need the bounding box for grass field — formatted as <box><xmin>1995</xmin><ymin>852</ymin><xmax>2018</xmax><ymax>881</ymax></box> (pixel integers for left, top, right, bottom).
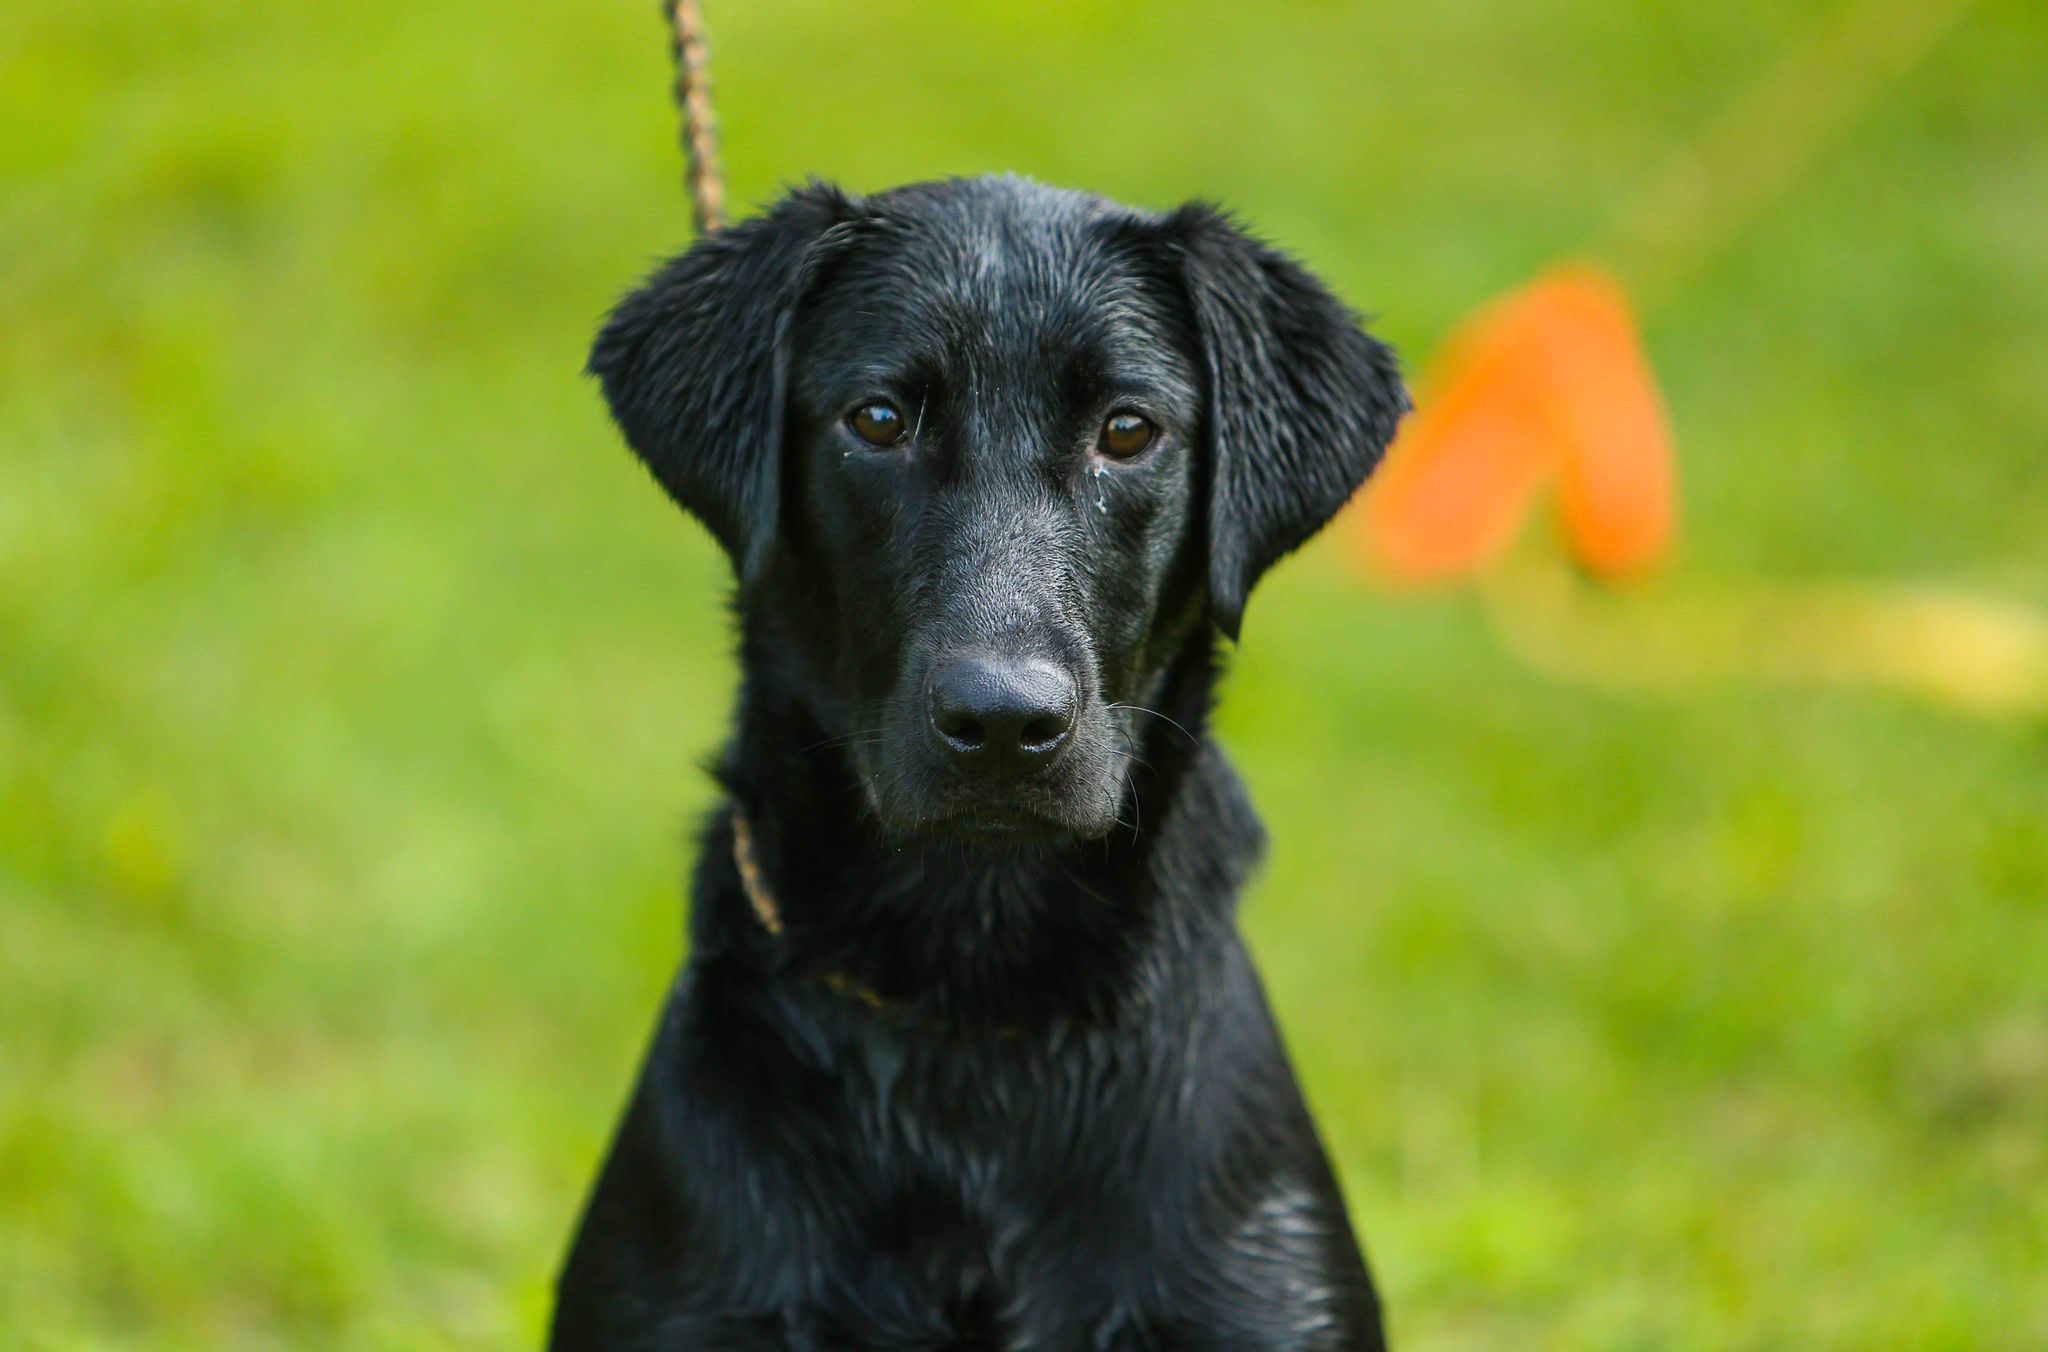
<box><xmin>4</xmin><ymin>0</ymin><xmax>2046</xmax><ymax>1346</ymax></box>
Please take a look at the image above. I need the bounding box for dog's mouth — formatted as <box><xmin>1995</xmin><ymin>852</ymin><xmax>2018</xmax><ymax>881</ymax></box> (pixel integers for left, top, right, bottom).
<box><xmin>874</xmin><ymin>781</ymin><xmax>1119</xmax><ymax>846</ymax></box>
<box><xmin>850</xmin><ymin>723</ymin><xmax>1129</xmax><ymax>846</ymax></box>
<box><xmin>929</xmin><ymin>803</ymin><xmax>1075</xmax><ymax>845</ymax></box>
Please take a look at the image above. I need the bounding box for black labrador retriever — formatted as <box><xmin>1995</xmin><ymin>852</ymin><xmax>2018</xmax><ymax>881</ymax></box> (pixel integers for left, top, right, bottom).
<box><xmin>553</xmin><ymin>175</ymin><xmax>1407</xmax><ymax>1349</ymax></box>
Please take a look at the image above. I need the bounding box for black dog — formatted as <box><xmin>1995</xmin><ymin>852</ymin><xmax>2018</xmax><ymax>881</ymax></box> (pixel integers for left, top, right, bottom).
<box><xmin>553</xmin><ymin>176</ymin><xmax>1407</xmax><ymax>1349</ymax></box>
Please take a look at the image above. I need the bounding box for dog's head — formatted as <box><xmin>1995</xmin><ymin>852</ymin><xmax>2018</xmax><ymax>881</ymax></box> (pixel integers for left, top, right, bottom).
<box><xmin>592</xmin><ymin>177</ymin><xmax>1404</xmax><ymax>845</ymax></box>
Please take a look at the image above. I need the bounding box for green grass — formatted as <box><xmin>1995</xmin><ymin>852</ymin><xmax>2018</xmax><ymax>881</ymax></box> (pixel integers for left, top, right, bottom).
<box><xmin>4</xmin><ymin>0</ymin><xmax>2046</xmax><ymax>1345</ymax></box>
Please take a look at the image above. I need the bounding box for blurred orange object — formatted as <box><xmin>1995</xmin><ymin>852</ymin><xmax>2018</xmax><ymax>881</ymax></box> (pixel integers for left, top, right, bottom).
<box><xmin>1360</xmin><ymin>265</ymin><xmax>1677</xmax><ymax>583</ymax></box>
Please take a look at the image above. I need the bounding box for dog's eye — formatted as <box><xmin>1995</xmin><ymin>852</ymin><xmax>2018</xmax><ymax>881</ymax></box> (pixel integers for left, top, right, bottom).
<box><xmin>1099</xmin><ymin>410</ymin><xmax>1157</xmax><ymax>459</ymax></box>
<box><xmin>848</xmin><ymin>401</ymin><xmax>908</xmax><ymax>447</ymax></box>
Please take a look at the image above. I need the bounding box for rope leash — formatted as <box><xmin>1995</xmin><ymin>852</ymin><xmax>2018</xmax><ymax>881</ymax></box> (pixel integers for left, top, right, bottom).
<box><xmin>729</xmin><ymin>804</ymin><xmax>780</xmax><ymax>934</ymax></box>
<box><xmin>661</xmin><ymin>7</ymin><xmax>1058</xmax><ymax>1034</ymax></box>
<box><xmin>664</xmin><ymin>6</ymin><xmax>907</xmax><ymax>1005</ymax></box>
<box><xmin>730</xmin><ymin>807</ymin><xmax>921</xmax><ymax>1021</ymax></box>
<box><xmin>729</xmin><ymin>807</ymin><xmax>1021</xmax><ymax>1035</ymax></box>
<box><xmin>665</xmin><ymin>0</ymin><xmax>725</xmax><ymax>235</ymax></box>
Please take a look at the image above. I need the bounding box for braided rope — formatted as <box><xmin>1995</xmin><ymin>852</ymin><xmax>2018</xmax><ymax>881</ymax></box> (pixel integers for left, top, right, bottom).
<box><xmin>730</xmin><ymin>807</ymin><xmax>780</xmax><ymax>934</ymax></box>
<box><xmin>666</xmin><ymin>0</ymin><xmax>725</xmax><ymax>234</ymax></box>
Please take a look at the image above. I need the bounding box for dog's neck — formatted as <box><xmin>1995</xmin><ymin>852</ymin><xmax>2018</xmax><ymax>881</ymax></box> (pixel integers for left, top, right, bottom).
<box><xmin>690</xmin><ymin>624</ymin><xmax>1267</xmax><ymax>1033</ymax></box>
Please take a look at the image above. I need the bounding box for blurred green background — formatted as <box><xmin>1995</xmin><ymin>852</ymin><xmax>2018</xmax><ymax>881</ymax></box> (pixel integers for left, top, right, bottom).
<box><xmin>4</xmin><ymin>0</ymin><xmax>2046</xmax><ymax>1346</ymax></box>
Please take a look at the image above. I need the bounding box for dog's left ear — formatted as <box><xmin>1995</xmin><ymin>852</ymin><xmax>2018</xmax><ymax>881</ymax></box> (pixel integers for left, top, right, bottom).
<box><xmin>1166</xmin><ymin>204</ymin><xmax>1409</xmax><ymax>639</ymax></box>
<box><xmin>587</xmin><ymin>183</ymin><xmax>852</xmax><ymax>587</ymax></box>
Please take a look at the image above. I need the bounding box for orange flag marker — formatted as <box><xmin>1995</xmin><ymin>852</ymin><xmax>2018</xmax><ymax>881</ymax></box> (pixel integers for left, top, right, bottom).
<box><xmin>1359</xmin><ymin>265</ymin><xmax>1677</xmax><ymax>584</ymax></box>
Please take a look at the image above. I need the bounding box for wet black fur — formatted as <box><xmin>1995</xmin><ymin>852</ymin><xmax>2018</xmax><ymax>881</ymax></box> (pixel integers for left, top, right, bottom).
<box><xmin>554</xmin><ymin>176</ymin><xmax>1407</xmax><ymax>1349</ymax></box>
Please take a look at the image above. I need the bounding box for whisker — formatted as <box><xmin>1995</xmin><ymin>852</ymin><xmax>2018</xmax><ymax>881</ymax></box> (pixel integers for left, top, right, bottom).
<box><xmin>1107</xmin><ymin>702</ymin><xmax>1201</xmax><ymax>748</ymax></box>
<box><xmin>793</xmin><ymin>728</ymin><xmax>888</xmax><ymax>756</ymax></box>
<box><xmin>1111</xmin><ymin>724</ymin><xmax>1154</xmax><ymax>773</ymax></box>
<box><xmin>1057</xmin><ymin>863</ymin><xmax>1116</xmax><ymax>910</ymax></box>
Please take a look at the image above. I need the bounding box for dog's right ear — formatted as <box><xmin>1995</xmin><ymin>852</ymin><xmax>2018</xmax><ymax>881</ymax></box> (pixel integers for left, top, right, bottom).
<box><xmin>587</xmin><ymin>183</ymin><xmax>852</xmax><ymax>586</ymax></box>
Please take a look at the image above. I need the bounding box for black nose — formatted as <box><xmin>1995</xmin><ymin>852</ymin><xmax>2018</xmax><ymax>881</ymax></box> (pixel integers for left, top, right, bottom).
<box><xmin>927</xmin><ymin>656</ymin><xmax>1078</xmax><ymax>773</ymax></box>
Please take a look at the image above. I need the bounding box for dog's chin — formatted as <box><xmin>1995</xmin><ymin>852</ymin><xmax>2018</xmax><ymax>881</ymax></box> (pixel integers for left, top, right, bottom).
<box><xmin>882</xmin><ymin>793</ymin><xmax>1121</xmax><ymax>850</ymax></box>
<box><xmin>924</xmin><ymin>808</ymin><xmax>1077</xmax><ymax>849</ymax></box>
<box><xmin>860</xmin><ymin>754</ymin><xmax>1125</xmax><ymax>850</ymax></box>
<box><xmin>928</xmin><ymin>797</ymin><xmax>1124</xmax><ymax>849</ymax></box>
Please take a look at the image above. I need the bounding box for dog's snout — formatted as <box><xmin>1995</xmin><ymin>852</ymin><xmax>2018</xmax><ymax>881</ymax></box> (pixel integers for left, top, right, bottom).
<box><xmin>927</xmin><ymin>656</ymin><xmax>1077</xmax><ymax>773</ymax></box>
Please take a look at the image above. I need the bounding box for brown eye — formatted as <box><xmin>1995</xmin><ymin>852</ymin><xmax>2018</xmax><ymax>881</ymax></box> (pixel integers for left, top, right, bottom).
<box><xmin>1100</xmin><ymin>410</ymin><xmax>1156</xmax><ymax>458</ymax></box>
<box><xmin>849</xmin><ymin>401</ymin><xmax>907</xmax><ymax>447</ymax></box>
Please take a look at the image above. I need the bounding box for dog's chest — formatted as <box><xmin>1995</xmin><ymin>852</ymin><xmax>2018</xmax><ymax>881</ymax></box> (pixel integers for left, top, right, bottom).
<box><xmin>753</xmin><ymin>1173</ymin><xmax>1348</xmax><ymax>1352</ymax></box>
<box><xmin>768</xmin><ymin>1185</ymin><xmax>1140</xmax><ymax>1348</ymax></box>
<box><xmin>711</xmin><ymin>1027</ymin><xmax>1345</xmax><ymax>1350</ymax></box>
<box><xmin>818</xmin><ymin>1030</ymin><xmax>1163</xmax><ymax>1260</ymax></box>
